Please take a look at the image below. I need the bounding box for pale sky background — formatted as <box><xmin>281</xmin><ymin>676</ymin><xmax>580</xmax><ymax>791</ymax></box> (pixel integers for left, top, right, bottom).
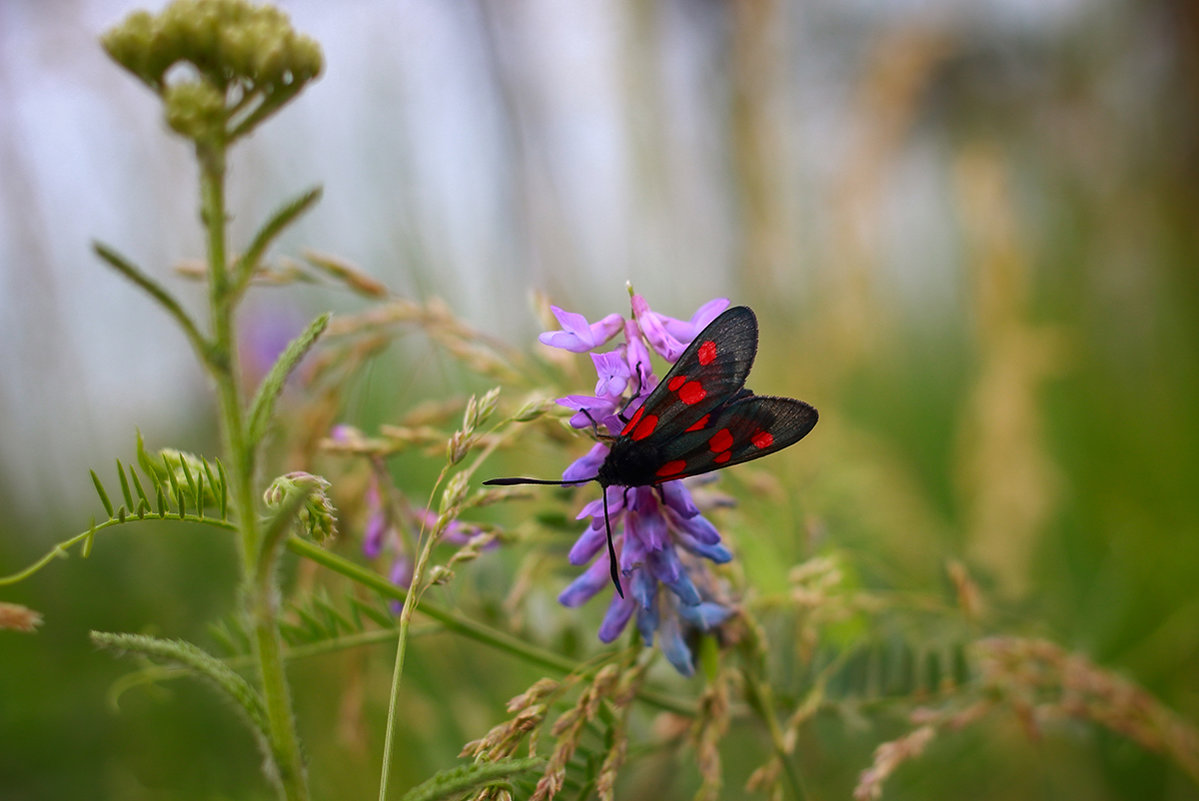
<box><xmin>0</xmin><ymin>0</ymin><xmax>1108</xmax><ymax>522</ymax></box>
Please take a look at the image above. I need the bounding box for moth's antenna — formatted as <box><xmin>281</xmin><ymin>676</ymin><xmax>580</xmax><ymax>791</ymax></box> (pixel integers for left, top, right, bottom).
<box><xmin>483</xmin><ymin>474</ymin><xmax>622</xmax><ymax>596</ymax></box>
<box><xmin>482</xmin><ymin>477</ymin><xmax>595</xmax><ymax>486</ymax></box>
<box><xmin>602</xmin><ymin>487</ymin><xmax>624</xmax><ymax>598</ymax></box>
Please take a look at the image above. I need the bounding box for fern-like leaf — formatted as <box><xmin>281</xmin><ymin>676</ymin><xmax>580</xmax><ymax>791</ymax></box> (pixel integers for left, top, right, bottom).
<box><xmin>397</xmin><ymin>758</ymin><xmax>544</xmax><ymax>801</ymax></box>
<box><xmin>90</xmin><ymin>631</ymin><xmax>269</xmax><ymax>738</ymax></box>
<box><xmin>233</xmin><ymin>186</ymin><xmax>323</xmax><ymax>294</ymax></box>
<box><xmin>90</xmin><ymin>469</ymin><xmax>115</xmax><ymax>517</ymax></box>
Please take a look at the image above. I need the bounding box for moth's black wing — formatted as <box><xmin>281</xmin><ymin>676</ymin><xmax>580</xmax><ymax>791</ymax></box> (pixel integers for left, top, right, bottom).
<box><xmin>650</xmin><ymin>395</ymin><xmax>818</xmax><ymax>482</ymax></box>
<box><xmin>619</xmin><ymin>306</ymin><xmax>758</xmax><ymax>445</ymax></box>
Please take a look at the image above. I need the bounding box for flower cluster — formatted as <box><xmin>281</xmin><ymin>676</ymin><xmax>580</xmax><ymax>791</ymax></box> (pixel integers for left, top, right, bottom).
<box><xmin>540</xmin><ymin>295</ymin><xmax>736</xmax><ymax>675</ymax></box>
<box><xmin>102</xmin><ymin>0</ymin><xmax>323</xmax><ymax>144</ymax></box>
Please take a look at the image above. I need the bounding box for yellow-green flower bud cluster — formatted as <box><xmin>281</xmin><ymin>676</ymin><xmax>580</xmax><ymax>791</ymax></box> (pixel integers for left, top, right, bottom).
<box><xmin>101</xmin><ymin>0</ymin><xmax>322</xmax><ymax>143</ymax></box>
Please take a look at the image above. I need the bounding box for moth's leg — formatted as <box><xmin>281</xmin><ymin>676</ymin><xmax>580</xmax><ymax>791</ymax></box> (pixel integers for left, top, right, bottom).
<box><xmin>617</xmin><ymin>362</ymin><xmax>647</xmax><ymax>422</ymax></box>
<box><xmin>580</xmin><ymin>408</ymin><xmax>615</xmax><ymax>443</ymax></box>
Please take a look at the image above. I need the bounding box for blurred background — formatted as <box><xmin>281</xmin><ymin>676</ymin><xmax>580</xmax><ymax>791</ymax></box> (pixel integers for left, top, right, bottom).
<box><xmin>2</xmin><ymin>0</ymin><xmax>1197</xmax><ymax>799</ymax></box>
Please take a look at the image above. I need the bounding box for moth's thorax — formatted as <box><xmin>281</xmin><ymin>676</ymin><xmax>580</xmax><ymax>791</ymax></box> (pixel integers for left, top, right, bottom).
<box><xmin>597</xmin><ymin>438</ymin><xmax>664</xmax><ymax>488</ymax></box>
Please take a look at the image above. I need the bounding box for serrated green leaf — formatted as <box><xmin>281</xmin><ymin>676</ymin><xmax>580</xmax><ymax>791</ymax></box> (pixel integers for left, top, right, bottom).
<box><xmin>91</xmin><ymin>631</ymin><xmax>269</xmax><ymax>744</ymax></box>
<box><xmin>313</xmin><ymin>593</ymin><xmax>353</xmax><ymax>634</ymax></box>
<box><xmin>178</xmin><ymin>453</ymin><xmax>197</xmax><ymax>498</ymax></box>
<box><xmin>164</xmin><ymin>456</ymin><xmax>183</xmax><ymax>509</ymax></box>
<box><xmin>216</xmin><ymin>459</ymin><xmax>229</xmax><ymax>518</ymax></box>
<box><xmin>294</xmin><ymin>603</ymin><xmax>326</xmax><ymax>638</ymax></box>
<box><xmin>235</xmin><ymin>186</ymin><xmax>323</xmax><ymax>291</ymax></box>
<box><xmin>397</xmin><ymin>758</ymin><xmax>545</xmax><ymax>801</ymax></box>
<box><xmin>350</xmin><ymin>597</ymin><xmax>395</xmax><ymax>629</ymax></box>
<box><xmin>91</xmin><ymin>470</ymin><xmax>115</xmax><ymax>518</ymax></box>
<box><xmin>136</xmin><ymin>429</ymin><xmax>158</xmax><ymax>479</ymax></box>
<box><xmin>194</xmin><ymin>467</ymin><xmax>205</xmax><ymax>516</ymax></box>
<box><xmin>130</xmin><ymin>467</ymin><xmax>150</xmax><ymax>508</ymax></box>
<box><xmin>202</xmin><ymin>459</ymin><xmax>222</xmax><ymax>514</ymax></box>
<box><xmin>116</xmin><ymin>459</ymin><xmax>134</xmax><ymax>509</ymax></box>
<box><xmin>246</xmin><ymin>312</ymin><xmax>331</xmax><ymax>448</ymax></box>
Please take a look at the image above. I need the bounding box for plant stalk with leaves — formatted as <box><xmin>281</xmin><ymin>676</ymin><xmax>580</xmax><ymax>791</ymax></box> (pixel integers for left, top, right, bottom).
<box><xmin>94</xmin><ymin>2</ymin><xmax>326</xmax><ymax>798</ymax></box>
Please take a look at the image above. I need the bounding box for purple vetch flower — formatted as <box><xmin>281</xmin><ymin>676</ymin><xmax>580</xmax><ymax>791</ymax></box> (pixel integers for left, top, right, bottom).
<box><xmin>336</xmin><ymin>424</ymin><xmax>490</xmax><ymax>607</ymax></box>
<box><xmin>538</xmin><ymin>306</ymin><xmax>624</xmax><ymax>352</ymax></box>
<box><xmin>536</xmin><ymin>296</ymin><xmax>737</xmax><ymax>675</ymax></box>
<box><xmin>631</xmin><ymin>294</ymin><xmax>730</xmax><ymax>362</ymax></box>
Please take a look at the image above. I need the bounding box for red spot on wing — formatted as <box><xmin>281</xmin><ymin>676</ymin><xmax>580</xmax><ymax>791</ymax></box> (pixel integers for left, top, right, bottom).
<box><xmin>656</xmin><ymin>459</ymin><xmax>687</xmax><ymax>477</ymax></box>
<box><xmin>714</xmin><ymin>451</ymin><xmax>732</xmax><ymax>464</ymax></box>
<box><xmin>668</xmin><ymin>375</ymin><xmax>687</xmax><ymax>391</ymax></box>
<box><xmin>751</xmin><ymin>430</ymin><xmax>774</xmax><ymax>449</ymax></box>
<box><xmin>698</xmin><ymin>340</ymin><xmax>717</xmax><ymax>365</ymax></box>
<box><xmin>685</xmin><ymin>414</ymin><xmax>711</xmax><ymax>432</ymax></box>
<box><xmin>620</xmin><ymin>406</ymin><xmax>644</xmax><ymax>437</ymax></box>
<box><xmin>678</xmin><ymin>380</ymin><xmax>706</xmax><ymax>405</ymax></box>
<box><xmin>709</xmin><ymin>428</ymin><xmax>733</xmax><ymax>453</ymax></box>
<box><xmin>632</xmin><ymin>413</ymin><xmax>659</xmax><ymax>441</ymax></box>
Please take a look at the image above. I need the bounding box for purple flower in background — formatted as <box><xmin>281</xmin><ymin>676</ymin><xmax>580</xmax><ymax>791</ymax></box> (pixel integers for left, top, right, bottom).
<box><xmin>538</xmin><ymin>295</ymin><xmax>737</xmax><ymax>676</ymax></box>
<box><xmin>239</xmin><ymin>303</ymin><xmax>306</xmax><ymax>386</ymax></box>
<box><xmin>333</xmin><ymin>425</ymin><xmax>488</xmax><ymax>608</ymax></box>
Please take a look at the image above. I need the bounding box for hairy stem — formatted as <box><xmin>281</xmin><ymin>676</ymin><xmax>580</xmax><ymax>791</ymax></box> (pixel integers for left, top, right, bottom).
<box><xmin>199</xmin><ymin>142</ymin><xmax>308</xmax><ymax>801</ymax></box>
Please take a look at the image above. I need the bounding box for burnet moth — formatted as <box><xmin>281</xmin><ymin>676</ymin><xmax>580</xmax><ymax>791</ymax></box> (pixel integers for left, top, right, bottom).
<box><xmin>485</xmin><ymin>305</ymin><xmax>818</xmax><ymax>597</ymax></box>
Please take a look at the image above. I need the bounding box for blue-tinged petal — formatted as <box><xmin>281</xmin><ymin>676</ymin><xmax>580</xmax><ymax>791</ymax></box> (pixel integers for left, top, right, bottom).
<box><xmin>658</xmin><ymin>612</ymin><xmax>695</xmax><ymax>676</ymax></box>
<box><xmin>563</xmin><ymin>442</ymin><xmax>609</xmax><ymax>484</ymax></box>
<box><xmin>631</xmin><ymin>564</ymin><xmax>657</xmax><ymax>611</ymax></box>
<box><xmin>673</xmin><ymin>531</ymin><xmax>734</xmax><ymax>564</ymax></box>
<box><xmin>598</xmin><ymin>593</ymin><xmax>636</xmax><ymax>642</ymax></box>
<box><xmin>620</xmin><ymin>528</ymin><xmax>647</xmax><ymax>575</ymax></box>
<box><xmin>677</xmin><ymin>601</ymin><xmax>734</xmax><ymax>630</ymax></box>
<box><xmin>558</xmin><ymin>554</ymin><xmax>613</xmax><ymax>607</ymax></box>
<box><xmin>575</xmin><ymin>484</ymin><xmax>626</xmax><ymax>520</ymax></box>
<box><xmin>624</xmin><ymin>486</ymin><xmax>653</xmax><ymax>514</ymax></box>
<box><xmin>568</xmin><ymin>519</ymin><xmax>607</xmax><ymax>565</ymax></box>
<box><xmin>660</xmin><ymin>481</ymin><xmax>699</xmax><ymax>518</ymax></box>
<box><xmin>646</xmin><ymin>544</ymin><xmax>681</xmax><ymax>583</ymax></box>
<box><xmin>627</xmin><ymin>505</ymin><xmax>669</xmax><ymax>551</ymax></box>
<box><xmin>672</xmin><ymin>510</ymin><xmax>722</xmax><ymax>545</ymax></box>
<box><xmin>650</xmin><ymin>549</ymin><xmax>701</xmax><ymax>606</ymax></box>
<box><xmin>634</xmin><ymin>584</ymin><xmax>659</xmax><ymax>645</ymax></box>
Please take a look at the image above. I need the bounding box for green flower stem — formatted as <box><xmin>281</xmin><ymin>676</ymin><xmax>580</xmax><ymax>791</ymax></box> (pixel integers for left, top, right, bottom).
<box><xmin>742</xmin><ymin>669</ymin><xmax>807</xmax><ymax>801</ymax></box>
<box><xmin>285</xmin><ymin>537</ymin><xmax>695</xmax><ymax>718</ymax></box>
<box><xmin>0</xmin><ymin>515</ymin><xmax>237</xmax><ymax>588</ymax></box>
<box><xmin>199</xmin><ymin>142</ymin><xmax>308</xmax><ymax>801</ymax></box>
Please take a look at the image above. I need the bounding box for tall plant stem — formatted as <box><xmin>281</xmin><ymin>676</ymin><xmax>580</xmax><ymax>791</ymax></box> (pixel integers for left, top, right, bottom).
<box><xmin>199</xmin><ymin>143</ymin><xmax>309</xmax><ymax>801</ymax></box>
